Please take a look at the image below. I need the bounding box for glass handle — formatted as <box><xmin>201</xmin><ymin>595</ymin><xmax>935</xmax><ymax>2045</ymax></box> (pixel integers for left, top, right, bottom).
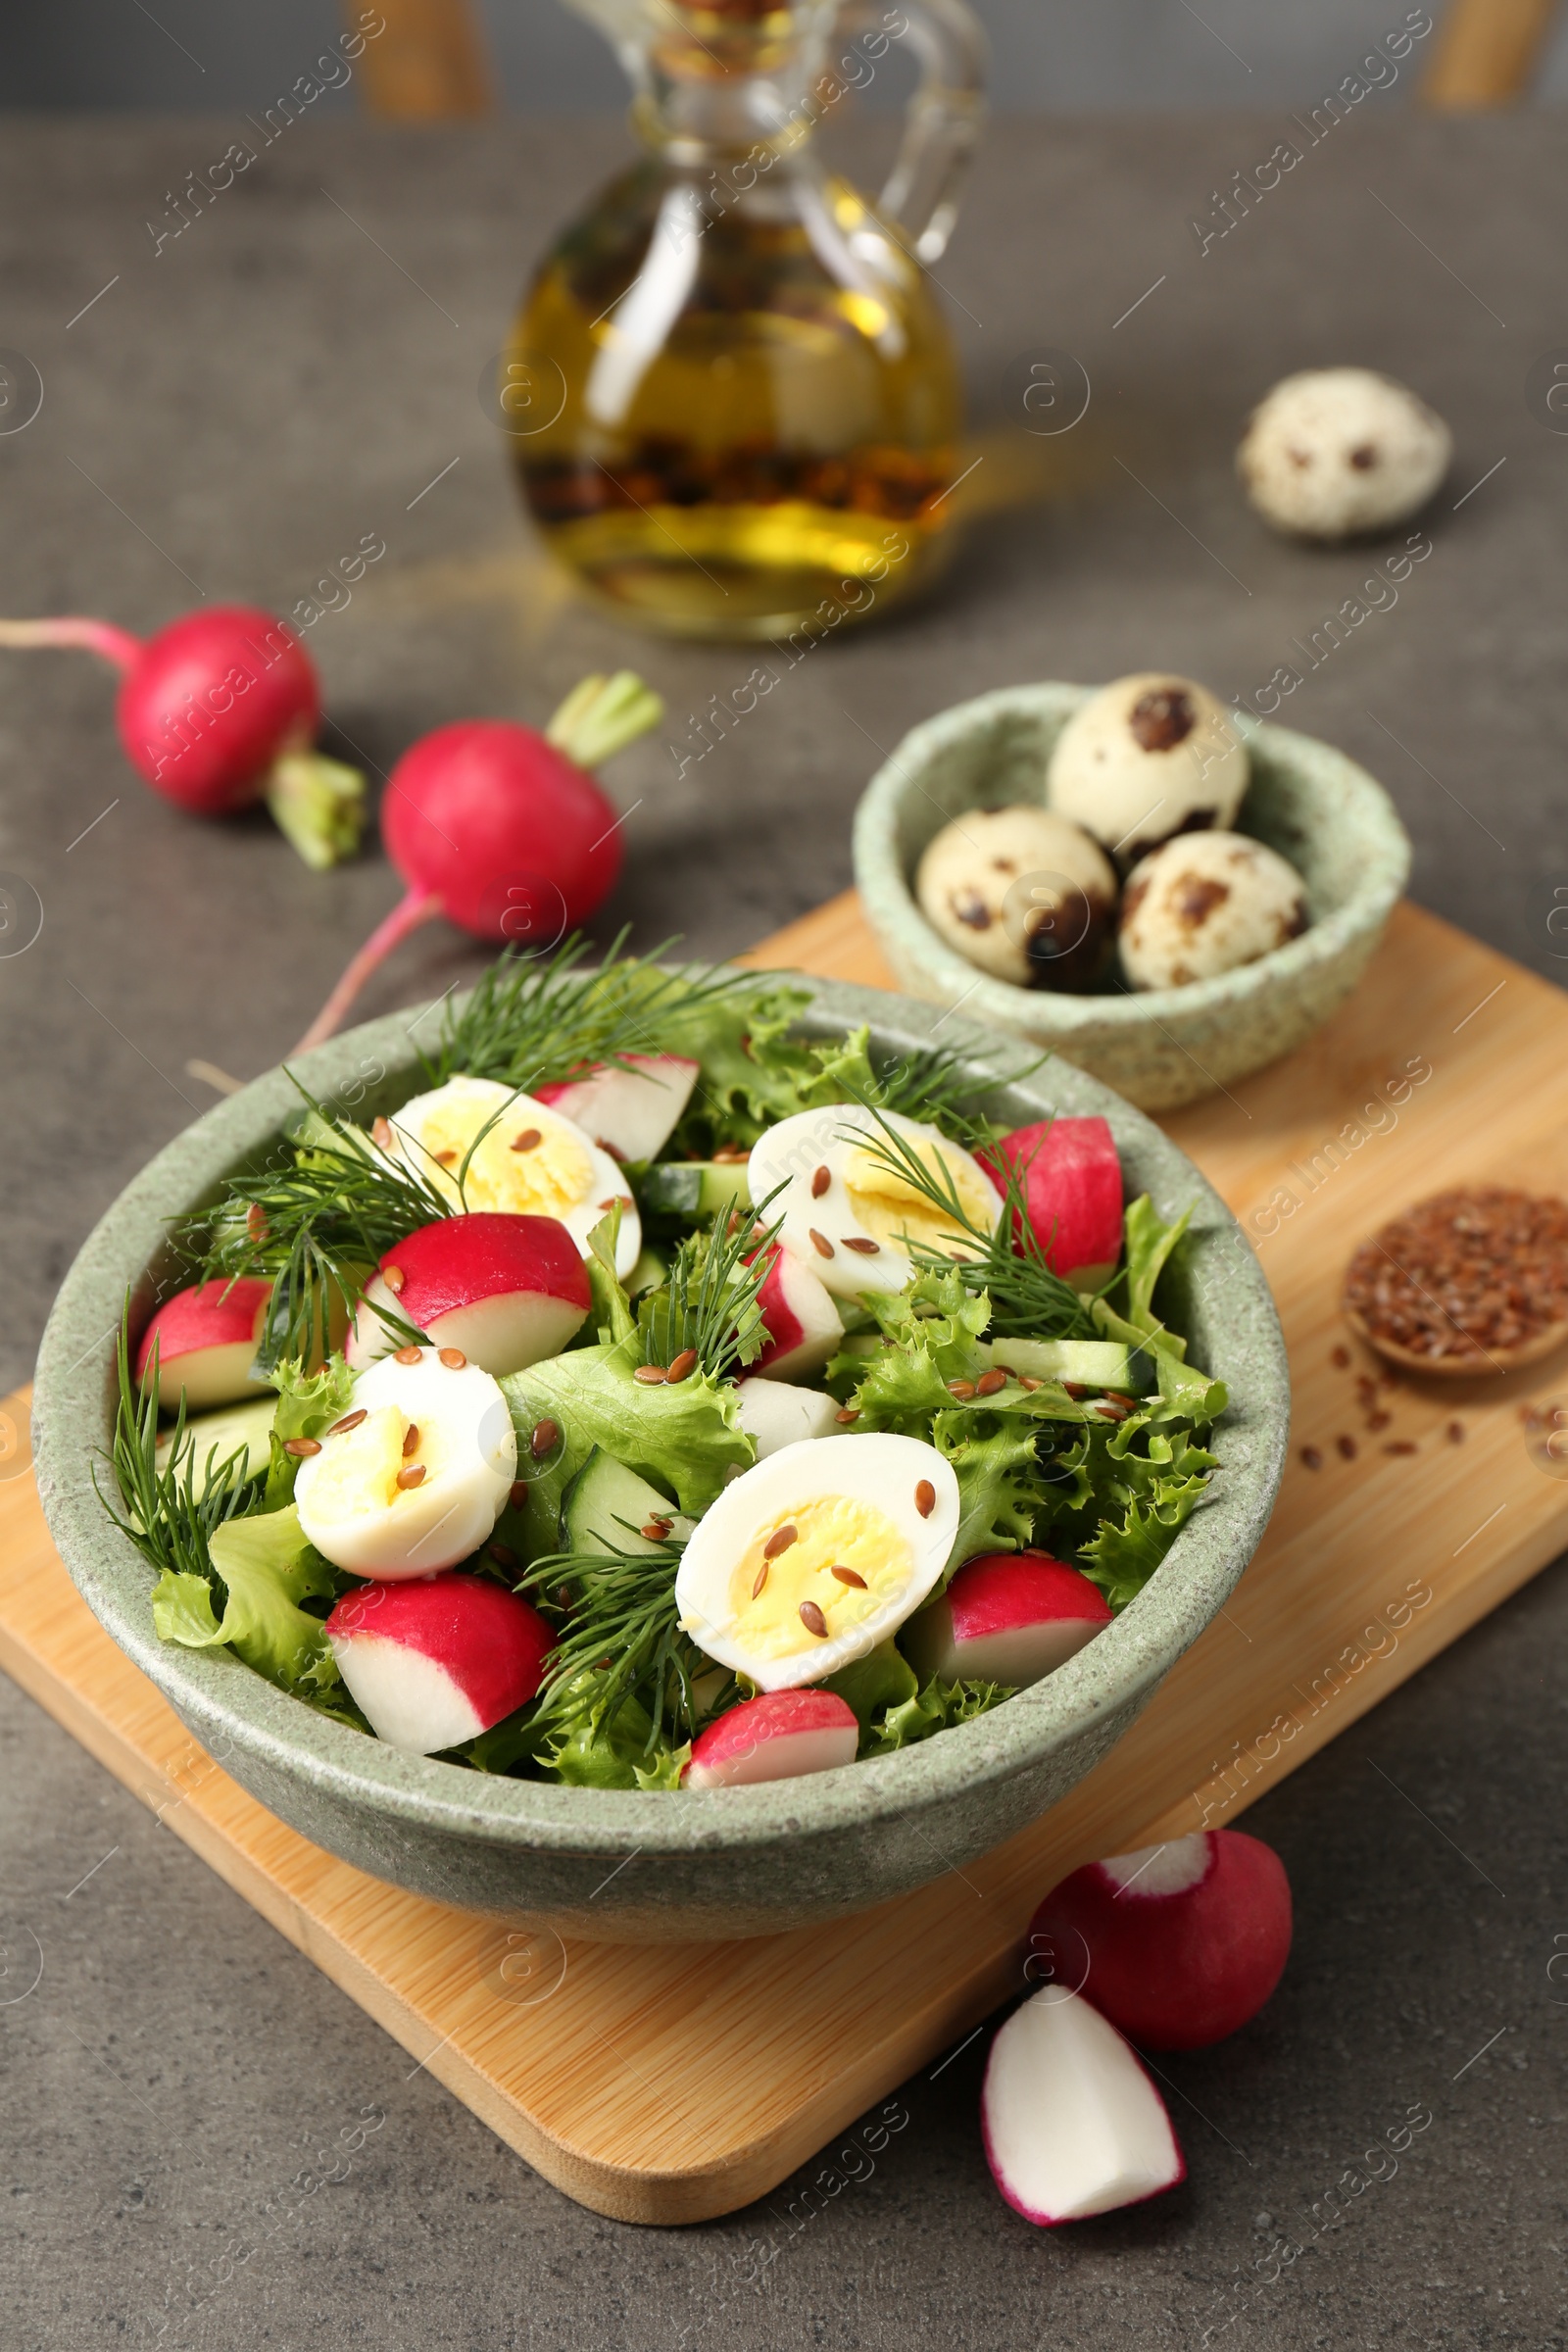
<box><xmin>841</xmin><ymin>0</ymin><xmax>987</xmax><ymax>263</ymax></box>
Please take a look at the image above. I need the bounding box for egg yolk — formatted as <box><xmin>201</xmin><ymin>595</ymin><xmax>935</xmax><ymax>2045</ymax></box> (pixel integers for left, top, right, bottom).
<box><xmin>726</xmin><ymin>1495</ymin><xmax>913</xmax><ymax>1660</ymax></box>
<box><xmin>413</xmin><ymin>1100</ymin><xmax>595</xmax><ymax>1221</ymax></box>
<box><xmin>841</xmin><ymin>1140</ymin><xmax>992</xmax><ymax>1259</ymax></box>
<box><xmin>304</xmin><ymin>1406</ymin><xmax>446</xmax><ymax>1519</ymax></box>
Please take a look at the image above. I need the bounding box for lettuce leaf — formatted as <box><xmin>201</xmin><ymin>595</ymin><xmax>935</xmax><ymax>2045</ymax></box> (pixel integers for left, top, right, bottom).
<box><xmin>534</xmin><ymin>1686</ymin><xmax>689</xmax><ymax>1788</ymax></box>
<box><xmin>152</xmin><ymin>1504</ymin><xmax>341</xmax><ymax>1693</ymax></box>
<box><xmin>824</xmin><ymin>1638</ymin><xmax>918</xmax><ymax>1728</ymax></box>
<box><xmin>862</xmin><ymin>1675</ymin><xmax>1013</xmax><ymax>1756</ymax></box>
<box><xmin>262</xmin><ymin>1355</ymin><xmax>357</xmax><ymax>1508</ymax></box>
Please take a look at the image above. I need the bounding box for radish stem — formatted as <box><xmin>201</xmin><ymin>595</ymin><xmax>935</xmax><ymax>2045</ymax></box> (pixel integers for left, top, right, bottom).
<box><xmin>265</xmin><ymin>750</ymin><xmax>368</xmax><ymax>871</ymax></box>
<box><xmin>0</xmin><ymin>615</ymin><xmax>143</xmax><ymax>671</ymax></box>
<box><xmin>545</xmin><ymin>671</ymin><xmax>663</xmax><ymax>770</ymax></box>
<box><xmin>293</xmin><ymin>887</ymin><xmax>443</xmax><ymax>1054</ymax></box>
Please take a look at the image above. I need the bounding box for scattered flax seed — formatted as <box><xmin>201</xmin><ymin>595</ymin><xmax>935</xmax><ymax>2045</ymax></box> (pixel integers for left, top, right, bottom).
<box><xmin>599</xmin><ymin>1197</ymin><xmax>624</xmax><ymax>1212</ymax></box>
<box><xmin>246</xmin><ymin>1201</ymin><xmax>268</xmax><ymax>1242</ymax></box>
<box><xmin>328</xmin><ymin>1409</ymin><xmax>367</xmax><ymax>1437</ymax></box>
<box><xmin>763</xmin><ymin>1524</ymin><xmax>799</xmax><ymax>1558</ymax></box>
<box><xmin>402</xmin><ymin>1423</ymin><xmax>420</xmax><ymax>1457</ymax></box>
<box><xmin>396</xmin><ymin>1463</ymin><xmax>426</xmax><ymax>1490</ymax></box>
<box><xmin>372</xmin><ymin>1116</ymin><xmax>393</xmax><ymax>1151</ymax></box>
<box><xmin>808</xmin><ymin>1229</ymin><xmax>835</xmax><ymax>1259</ymax></box>
<box><xmin>1343</xmin><ymin>1187</ymin><xmax>1568</xmax><ymax>1367</ymax></box>
<box><xmin>1098</xmin><ymin>1399</ymin><xmax>1132</xmax><ymax>1422</ymax></box>
<box><xmin>799</xmin><ymin>1600</ymin><xmax>829</xmax><ymax>1637</ymax></box>
<box><xmin>434</xmin><ymin>1150</ymin><xmax>458</xmax><ymax>1166</ymax></box>
<box><xmin>832</xmin><ymin>1566</ymin><xmax>868</xmax><ymax>1589</ymax></box>
<box><xmin>641</xmin><ymin>1521</ymin><xmax>672</xmax><ymax>1541</ymax></box>
<box><xmin>283</xmin><ymin>1436</ymin><xmax>320</xmax><ymax>1458</ymax></box>
<box><xmin>529</xmin><ymin>1418</ymin><xmax>559</xmax><ymax>1460</ymax></box>
<box><xmin>1367</xmin><ymin>1408</ymin><xmax>1392</xmax><ymax>1431</ymax></box>
<box><xmin>510</xmin><ymin>1128</ymin><xmax>542</xmax><ymax>1153</ymax></box>
<box><xmin>835</xmin><ymin>1407</ymin><xmax>860</xmax><ymax>1424</ymax></box>
<box><xmin>489</xmin><ymin>1542</ymin><xmax>516</xmax><ymax>1569</ymax></box>
<box><xmin>1331</xmin><ymin>1344</ymin><xmax>1351</xmax><ymax>1369</ymax></box>
<box><xmin>1446</xmin><ymin>1420</ymin><xmax>1466</xmax><ymax>1444</ymax></box>
<box><xmin>811</xmin><ymin>1165</ymin><xmax>831</xmax><ymax>1198</ymax></box>
<box><xmin>1020</xmin><ymin>1375</ymin><xmax>1043</xmax><ymax>1392</ymax></box>
<box><xmin>511</xmin><ymin>1480</ymin><xmax>529</xmax><ymax>1510</ymax></box>
<box><xmin>841</xmin><ymin>1237</ymin><xmax>880</xmax><ymax>1255</ymax></box>
<box><xmin>438</xmin><ymin>1348</ymin><xmax>466</xmax><ymax>1369</ymax></box>
<box><xmin>665</xmin><ymin>1348</ymin><xmax>698</xmax><ymax>1383</ymax></box>
<box><xmin>384</xmin><ymin>1264</ymin><xmax>406</xmax><ymax>1296</ymax></box>
<box><xmin>914</xmin><ymin>1479</ymin><xmax>936</xmax><ymax>1518</ymax></box>
<box><xmin>1337</xmin><ymin>1434</ymin><xmax>1358</xmax><ymax>1460</ymax></box>
<box><xmin>1383</xmin><ymin>1440</ymin><xmax>1418</xmax><ymax>1455</ymax></box>
<box><xmin>394</xmin><ymin>1346</ymin><xmax>423</xmax><ymax>1365</ymax></box>
<box><xmin>1061</xmin><ymin>1381</ymin><xmax>1088</xmax><ymax>1401</ymax></box>
<box><xmin>1299</xmin><ymin>1445</ymin><xmax>1324</xmax><ymax>1470</ymax></box>
<box><xmin>752</xmin><ymin>1561</ymin><xmax>769</xmax><ymax>1598</ymax></box>
<box><xmin>975</xmin><ymin>1369</ymin><xmax>1008</xmax><ymax>1397</ymax></box>
<box><xmin>711</xmin><ymin>1143</ymin><xmax>750</xmax><ymax>1163</ymax></box>
<box><xmin>948</xmin><ymin>1379</ymin><xmax>976</xmax><ymax>1400</ymax></box>
<box><xmin>634</xmin><ymin>1364</ymin><xmax>667</xmax><ymax>1385</ymax></box>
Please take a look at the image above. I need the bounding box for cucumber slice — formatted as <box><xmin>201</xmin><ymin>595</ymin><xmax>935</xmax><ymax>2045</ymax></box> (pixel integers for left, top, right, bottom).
<box><xmin>155</xmin><ymin>1396</ymin><xmax>275</xmax><ymax>1488</ymax></box>
<box><xmin>561</xmin><ymin>1446</ymin><xmax>680</xmax><ymax>1556</ymax></box>
<box><xmin>626</xmin><ymin>1244</ymin><xmax>667</xmax><ymax>1298</ymax></box>
<box><xmin>640</xmin><ymin>1160</ymin><xmax>752</xmax><ymax>1219</ymax></box>
<box><xmin>980</xmin><ymin>1339</ymin><xmax>1136</xmax><ymax>1390</ymax></box>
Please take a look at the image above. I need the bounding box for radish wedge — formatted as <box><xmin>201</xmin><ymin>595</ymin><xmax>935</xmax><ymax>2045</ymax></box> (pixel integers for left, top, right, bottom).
<box><xmin>684</xmin><ymin>1690</ymin><xmax>859</xmax><ymax>1788</ymax></box>
<box><xmin>982</xmin><ymin>1985</ymin><xmax>1185</xmax><ymax>2225</ymax></box>
<box><xmin>348</xmin><ymin>1212</ymin><xmax>591</xmax><ymax>1376</ymax></box>
<box><xmin>980</xmin><ymin>1116</ymin><xmax>1123</xmax><ymax>1290</ymax></box>
<box><xmin>902</xmin><ymin>1553</ymin><xmax>1112</xmax><ymax>1688</ymax></box>
<box><xmin>1028</xmin><ymin>1830</ymin><xmax>1292</xmax><ymax>2051</ymax></box>
<box><xmin>734</xmin><ymin>1376</ymin><xmax>841</xmax><ymax>1459</ymax></box>
<box><xmin>749</xmin><ymin>1242</ymin><xmax>844</xmax><ymax>1381</ymax></box>
<box><xmin>535</xmin><ymin>1054</ymin><xmax>698</xmax><ymax>1163</ymax></box>
<box><xmin>134</xmin><ymin>1278</ymin><xmax>272</xmax><ymax>1410</ymax></box>
<box><xmin>326</xmin><ymin>1574</ymin><xmax>553</xmax><ymax>1755</ymax></box>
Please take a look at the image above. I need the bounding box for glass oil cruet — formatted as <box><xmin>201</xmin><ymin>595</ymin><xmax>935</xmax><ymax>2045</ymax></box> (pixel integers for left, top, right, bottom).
<box><xmin>506</xmin><ymin>0</ymin><xmax>986</xmax><ymax>639</ymax></box>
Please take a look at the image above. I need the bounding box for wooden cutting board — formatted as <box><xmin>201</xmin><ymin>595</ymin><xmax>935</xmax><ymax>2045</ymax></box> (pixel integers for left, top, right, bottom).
<box><xmin>3</xmin><ymin>895</ymin><xmax>1567</xmax><ymax>2225</ymax></box>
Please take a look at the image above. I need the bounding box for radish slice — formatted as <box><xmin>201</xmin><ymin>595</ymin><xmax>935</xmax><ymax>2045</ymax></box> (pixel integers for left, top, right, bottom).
<box><xmin>982</xmin><ymin>1985</ymin><xmax>1186</xmax><ymax>2225</ymax></box>
<box><xmin>134</xmin><ymin>1278</ymin><xmax>272</xmax><ymax>1410</ymax></box>
<box><xmin>684</xmin><ymin>1690</ymin><xmax>859</xmax><ymax>1788</ymax></box>
<box><xmin>734</xmin><ymin>1376</ymin><xmax>841</xmax><ymax>1459</ymax></box>
<box><xmin>347</xmin><ymin>1213</ymin><xmax>591</xmax><ymax>1376</ymax></box>
<box><xmin>535</xmin><ymin>1054</ymin><xmax>699</xmax><ymax>1163</ymax></box>
<box><xmin>749</xmin><ymin>1243</ymin><xmax>844</xmax><ymax>1381</ymax></box>
<box><xmin>1028</xmin><ymin>1830</ymin><xmax>1292</xmax><ymax>2051</ymax></box>
<box><xmin>902</xmin><ymin>1552</ymin><xmax>1113</xmax><ymax>1688</ymax></box>
<box><xmin>979</xmin><ymin>1117</ymin><xmax>1123</xmax><ymax>1289</ymax></box>
<box><xmin>326</xmin><ymin>1573</ymin><xmax>554</xmax><ymax>1755</ymax></box>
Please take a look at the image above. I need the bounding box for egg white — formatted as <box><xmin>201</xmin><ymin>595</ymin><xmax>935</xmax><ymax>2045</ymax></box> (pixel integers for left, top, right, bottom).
<box><xmin>294</xmin><ymin>1347</ymin><xmax>517</xmax><ymax>1579</ymax></box>
<box><xmin>675</xmin><ymin>1433</ymin><xmax>960</xmax><ymax>1690</ymax></box>
<box><xmin>748</xmin><ymin>1104</ymin><xmax>1000</xmax><ymax>1299</ymax></box>
<box><xmin>378</xmin><ymin>1075</ymin><xmax>641</xmax><ymax>1278</ymax></box>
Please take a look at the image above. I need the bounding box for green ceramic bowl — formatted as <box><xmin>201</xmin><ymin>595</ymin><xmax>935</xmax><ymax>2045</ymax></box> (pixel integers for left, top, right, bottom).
<box><xmin>32</xmin><ymin>978</ymin><xmax>1288</xmax><ymax>1942</ymax></box>
<box><xmin>854</xmin><ymin>683</ymin><xmax>1411</xmax><ymax>1113</ymax></box>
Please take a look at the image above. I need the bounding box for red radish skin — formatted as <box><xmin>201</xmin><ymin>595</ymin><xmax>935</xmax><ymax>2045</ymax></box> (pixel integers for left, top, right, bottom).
<box><xmin>684</xmin><ymin>1690</ymin><xmax>859</xmax><ymax>1788</ymax></box>
<box><xmin>980</xmin><ymin>1117</ymin><xmax>1123</xmax><ymax>1288</ymax></box>
<box><xmin>0</xmin><ymin>606</ymin><xmax>364</xmax><ymax>864</ymax></box>
<box><xmin>982</xmin><ymin>1985</ymin><xmax>1186</xmax><ymax>2226</ymax></box>
<box><xmin>1027</xmin><ymin>1829</ymin><xmax>1293</xmax><ymax>2051</ymax></box>
<box><xmin>294</xmin><ymin>672</ymin><xmax>663</xmax><ymax>1054</ymax></box>
<box><xmin>535</xmin><ymin>1054</ymin><xmax>699</xmax><ymax>1164</ymax></box>
<box><xmin>903</xmin><ymin>1552</ymin><xmax>1113</xmax><ymax>1688</ymax></box>
<box><xmin>749</xmin><ymin>1243</ymin><xmax>844</xmax><ymax>1381</ymax></box>
<box><xmin>348</xmin><ymin>1213</ymin><xmax>591</xmax><ymax>1377</ymax></box>
<box><xmin>326</xmin><ymin>1573</ymin><xmax>554</xmax><ymax>1755</ymax></box>
<box><xmin>135</xmin><ymin>1277</ymin><xmax>272</xmax><ymax>1410</ymax></box>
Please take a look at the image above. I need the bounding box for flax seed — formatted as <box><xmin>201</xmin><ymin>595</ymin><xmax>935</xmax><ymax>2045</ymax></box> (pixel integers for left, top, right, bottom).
<box><xmin>511</xmin><ymin>1480</ymin><xmax>529</xmax><ymax>1509</ymax></box>
<box><xmin>283</xmin><ymin>1437</ymin><xmax>320</xmax><ymax>1458</ymax></box>
<box><xmin>634</xmin><ymin>1364</ymin><xmax>667</xmax><ymax>1385</ymax></box>
<box><xmin>1337</xmin><ymin>1433</ymin><xmax>1357</xmax><ymax>1460</ymax></box>
<box><xmin>975</xmin><ymin>1369</ymin><xmax>1007</xmax><ymax>1397</ymax></box>
<box><xmin>510</xmin><ymin>1128</ymin><xmax>542</xmax><ymax>1153</ymax></box>
<box><xmin>799</xmin><ymin>1600</ymin><xmax>828</xmax><ymax>1637</ymax></box>
<box><xmin>1343</xmin><ymin>1186</ymin><xmax>1568</xmax><ymax>1367</ymax></box>
<box><xmin>1367</xmin><ymin>1408</ymin><xmax>1392</xmax><ymax>1431</ymax></box>
<box><xmin>489</xmin><ymin>1542</ymin><xmax>516</xmax><ymax>1569</ymax></box>
<box><xmin>811</xmin><ymin>1165</ymin><xmax>831</xmax><ymax>1198</ymax></box>
<box><xmin>914</xmin><ymin>1479</ymin><xmax>936</xmax><ymax>1518</ymax></box>
<box><xmin>948</xmin><ymin>1379</ymin><xmax>976</xmax><ymax>1400</ymax></box>
<box><xmin>384</xmin><ymin>1264</ymin><xmax>406</xmax><ymax>1296</ymax></box>
<box><xmin>831</xmin><ymin>1566</ymin><xmax>867</xmax><ymax>1589</ymax></box>
<box><xmin>438</xmin><ymin>1348</ymin><xmax>466</xmax><ymax>1369</ymax></box>
<box><xmin>1446</xmin><ymin>1419</ymin><xmax>1466</xmax><ymax>1444</ymax></box>
<box><xmin>841</xmin><ymin>1237</ymin><xmax>880</xmax><ymax>1254</ymax></box>
<box><xmin>246</xmin><ymin>1201</ymin><xmax>268</xmax><ymax>1243</ymax></box>
<box><xmin>1299</xmin><ymin>1445</ymin><xmax>1323</xmax><ymax>1470</ymax></box>
<box><xmin>327</xmin><ymin>1409</ymin><xmax>367</xmax><ymax>1437</ymax></box>
<box><xmin>1383</xmin><ymin>1440</ymin><xmax>1418</xmax><ymax>1455</ymax></box>
<box><xmin>666</xmin><ymin>1348</ymin><xmax>698</xmax><ymax>1383</ymax></box>
<box><xmin>402</xmin><ymin>1422</ymin><xmax>419</xmax><ymax>1456</ymax></box>
<box><xmin>396</xmin><ymin>1463</ymin><xmax>425</xmax><ymax>1490</ymax></box>
<box><xmin>763</xmin><ymin>1524</ymin><xmax>798</xmax><ymax>1558</ymax></box>
<box><xmin>529</xmin><ymin>1418</ymin><xmax>559</xmax><ymax>1460</ymax></box>
<box><xmin>835</xmin><ymin>1407</ymin><xmax>860</xmax><ymax>1424</ymax></box>
<box><xmin>808</xmin><ymin>1229</ymin><xmax>835</xmax><ymax>1259</ymax></box>
<box><xmin>1331</xmin><ymin>1344</ymin><xmax>1350</xmax><ymax>1369</ymax></box>
<box><xmin>752</xmin><ymin>1561</ymin><xmax>769</xmax><ymax>1598</ymax></box>
<box><xmin>433</xmin><ymin>1150</ymin><xmax>458</xmax><ymax>1166</ymax></box>
<box><xmin>394</xmin><ymin>1345</ymin><xmax>422</xmax><ymax>1365</ymax></box>
<box><xmin>372</xmin><ymin>1116</ymin><xmax>393</xmax><ymax>1151</ymax></box>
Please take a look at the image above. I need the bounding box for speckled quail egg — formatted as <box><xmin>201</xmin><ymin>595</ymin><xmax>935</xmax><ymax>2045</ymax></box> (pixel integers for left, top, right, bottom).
<box><xmin>1118</xmin><ymin>830</ymin><xmax>1308</xmax><ymax>992</ymax></box>
<box><xmin>1238</xmin><ymin>368</ymin><xmax>1450</xmax><ymax>539</ymax></box>
<box><xmin>1047</xmin><ymin>674</ymin><xmax>1249</xmax><ymax>867</ymax></box>
<box><xmin>674</xmin><ymin>1432</ymin><xmax>960</xmax><ymax>1689</ymax></box>
<box><xmin>915</xmin><ymin>805</ymin><xmax>1119</xmax><ymax>991</ymax></box>
<box><xmin>749</xmin><ymin>1103</ymin><xmax>1000</xmax><ymax>1299</ymax></box>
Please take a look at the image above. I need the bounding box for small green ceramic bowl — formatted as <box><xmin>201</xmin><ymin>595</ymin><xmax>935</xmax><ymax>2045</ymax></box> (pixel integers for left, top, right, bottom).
<box><xmin>854</xmin><ymin>682</ymin><xmax>1411</xmax><ymax>1113</ymax></box>
<box><xmin>32</xmin><ymin>978</ymin><xmax>1288</xmax><ymax>1942</ymax></box>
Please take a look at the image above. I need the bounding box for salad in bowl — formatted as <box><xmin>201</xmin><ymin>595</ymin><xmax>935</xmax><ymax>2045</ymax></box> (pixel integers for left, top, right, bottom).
<box><xmin>100</xmin><ymin>937</ymin><xmax>1234</xmax><ymax>1799</ymax></box>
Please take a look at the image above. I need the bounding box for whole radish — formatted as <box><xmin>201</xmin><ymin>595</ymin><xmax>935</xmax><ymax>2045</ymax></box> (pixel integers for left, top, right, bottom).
<box><xmin>0</xmin><ymin>606</ymin><xmax>364</xmax><ymax>867</ymax></box>
<box><xmin>294</xmin><ymin>671</ymin><xmax>662</xmax><ymax>1052</ymax></box>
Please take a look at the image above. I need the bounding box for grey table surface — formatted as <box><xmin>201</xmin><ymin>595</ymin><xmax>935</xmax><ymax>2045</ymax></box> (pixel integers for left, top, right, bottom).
<box><xmin>1</xmin><ymin>103</ymin><xmax>1565</xmax><ymax>2352</ymax></box>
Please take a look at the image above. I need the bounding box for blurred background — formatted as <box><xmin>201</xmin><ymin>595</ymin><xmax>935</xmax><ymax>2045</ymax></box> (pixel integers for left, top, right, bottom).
<box><xmin>6</xmin><ymin>0</ymin><xmax>1568</xmax><ymax>113</ymax></box>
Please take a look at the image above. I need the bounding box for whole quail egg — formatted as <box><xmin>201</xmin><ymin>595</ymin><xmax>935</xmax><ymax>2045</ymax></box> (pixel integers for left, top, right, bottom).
<box><xmin>1238</xmin><ymin>368</ymin><xmax>1450</xmax><ymax>539</ymax></box>
<box><xmin>1119</xmin><ymin>831</ymin><xmax>1307</xmax><ymax>992</ymax></box>
<box><xmin>1047</xmin><ymin>674</ymin><xmax>1249</xmax><ymax>867</ymax></box>
<box><xmin>915</xmin><ymin>805</ymin><xmax>1118</xmax><ymax>990</ymax></box>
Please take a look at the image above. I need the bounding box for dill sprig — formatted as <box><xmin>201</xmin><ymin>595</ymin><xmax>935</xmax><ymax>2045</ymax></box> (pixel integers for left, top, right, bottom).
<box><xmin>844</xmin><ymin>1109</ymin><xmax>1102</xmax><ymax>1342</ymax></box>
<box><xmin>425</xmin><ymin>928</ymin><xmax>770</xmax><ymax>1092</ymax></box>
<box><xmin>94</xmin><ymin>1315</ymin><xmax>257</xmax><ymax>1585</ymax></box>
<box><xmin>637</xmin><ymin>1193</ymin><xmax>783</xmax><ymax>1378</ymax></box>
<box><xmin>858</xmin><ymin>1041</ymin><xmax>1042</xmax><ymax>1152</ymax></box>
<box><xmin>519</xmin><ymin>1534</ymin><xmax>700</xmax><ymax>1751</ymax></box>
